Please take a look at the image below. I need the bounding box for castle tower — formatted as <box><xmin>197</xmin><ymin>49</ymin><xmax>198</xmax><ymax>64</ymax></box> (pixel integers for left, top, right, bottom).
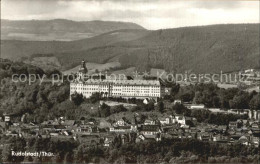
<box><xmin>78</xmin><ymin>60</ymin><xmax>88</xmax><ymax>80</ymax></box>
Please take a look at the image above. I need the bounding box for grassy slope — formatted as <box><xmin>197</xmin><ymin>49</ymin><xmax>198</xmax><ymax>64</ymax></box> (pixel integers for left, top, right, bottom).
<box><xmin>62</xmin><ymin>61</ymin><xmax>121</xmax><ymax>74</ymax></box>
<box><xmin>1</xmin><ymin>29</ymin><xmax>149</xmax><ymax>60</ymax></box>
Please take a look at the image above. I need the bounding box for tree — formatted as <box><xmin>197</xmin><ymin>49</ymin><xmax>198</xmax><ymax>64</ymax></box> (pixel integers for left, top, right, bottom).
<box><xmin>1</xmin><ymin>144</ymin><xmax>12</xmax><ymax>162</ymax></box>
<box><xmin>249</xmin><ymin>94</ymin><xmax>260</xmax><ymax>110</ymax></box>
<box><xmin>100</xmin><ymin>103</ymin><xmax>111</xmax><ymax>117</ymax></box>
<box><xmin>145</xmin><ymin>102</ymin><xmax>155</xmax><ymax>111</ymax></box>
<box><xmin>111</xmin><ymin>105</ymin><xmax>127</xmax><ymax>114</ymax></box>
<box><xmin>71</xmin><ymin>93</ymin><xmax>84</xmax><ymax>106</ymax></box>
<box><xmin>89</xmin><ymin>92</ymin><xmax>102</xmax><ymax>103</ymax></box>
<box><xmin>64</xmin><ymin>152</ymin><xmax>74</xmax><ymax>163</ymax></box>
<box><xmin>45</xmin><ymin>69</ymin><xmax>61</xmax><ymax>78</ymax></box>
<box><xmin>171</xmin><ymin>83</ymin><xmax>180</xmax><ymax>96</ymax></box>
<box><xmin>193</xmin><ymin>91</ymin><xmax>203</xmax><ymax>104</ymax></box>
<box><xmin>180</xmin><ymin>92</ymin><xmax>193</xmax><ymax>102</ymax></box>
<box><xmin>229</xmin><ymin>92</ymin><xmax>249</xmax><ymax>109</ymax></box>
<box><xmin>172</xmin><ymin>103</ymin><xmax>188</xmax><ymax>115</ymax></box>
<box><xmin>157</xmin><ymin>101</ymin><xmax>164</xmax><ymax>113</ymax></box>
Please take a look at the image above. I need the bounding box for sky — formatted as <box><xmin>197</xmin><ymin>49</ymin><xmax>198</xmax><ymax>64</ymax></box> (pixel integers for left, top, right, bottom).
<box><xmin>1</xmin><ymin>0</ymin><xmax>259</xmax><ymax>30</ymax></box>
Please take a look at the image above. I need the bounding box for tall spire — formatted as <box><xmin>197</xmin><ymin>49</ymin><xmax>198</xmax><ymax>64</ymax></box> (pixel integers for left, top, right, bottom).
<box><xmin>79</xmin><ymin>60</ymin><xmax>88</xmax><ymax>73</ymax></box>
<box><xmin>77</xmin><ymin>60</ymin><xmax>88</xmax><ymax>80</ymax></box>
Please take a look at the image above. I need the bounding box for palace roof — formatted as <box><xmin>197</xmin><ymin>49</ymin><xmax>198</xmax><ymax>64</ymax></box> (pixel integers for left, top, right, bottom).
<box><xmin>72</xmin><ymin>79</ymin><xmax>161</xmax><ymax>86</ymax></box>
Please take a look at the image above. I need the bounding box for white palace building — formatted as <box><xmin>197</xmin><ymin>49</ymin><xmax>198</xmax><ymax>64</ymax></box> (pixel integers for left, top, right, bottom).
<box><xmin>70</xmin><ymin>60</ymin><xmax>166</xmax><ymax>99</ymax></box>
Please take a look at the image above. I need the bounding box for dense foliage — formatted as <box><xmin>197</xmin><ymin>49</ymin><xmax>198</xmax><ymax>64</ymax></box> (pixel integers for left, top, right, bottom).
<box><xmin>167</xmin><ymin>83</ymin><xmax>260</xmax><ymax>110</ymax></box>
<box><xmin>1</xmin><ymin>136</ymin><xmax>259</xmax><ymax>163</ymax></box>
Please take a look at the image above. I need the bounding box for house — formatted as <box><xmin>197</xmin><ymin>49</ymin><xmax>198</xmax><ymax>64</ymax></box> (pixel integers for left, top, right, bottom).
<box><xmin>139</xmin><ymin>125</ymin><xmax>162</xmax><ymax>136</ymax></box>
<box><xmin>63</xmin><ymin>131</ymin><xmax>73</xmax><ymax>136</ymax></box>
<box><xmin>136</xmin><ymin>134</ymin><xmax>146</xmax><ymax>142</ymax></box>
<box><xmin>213</xmin><ymin>134</ymin><xmax>228</xmax><ymax>143</ymax></box>
<box><xmin>143</xmin><ymin>98</ymin><xmax>156</xmax><ymax>105</ymax></box>
<box><xmin>230</xmin><ymin>134</ymin><xmax>242</xmax><ymax>143</ymax></box>
<box><xmin>110</xmin><ymin>117</ymin><xmax>137</xmax><ymax>132</ymax></box>
<box><xmin>61</xmin><ymin>120</ymin><xmax>76</xmax><ymax>128</ymax></box>
<box><xmin>144</xmin><ymin>134</ymin><xmax>161</xmax><ymax>142</ymax></box>
<box><xmin>229</xmin><ymin>121</ymin><xmax>237</xmax><ymax>129</ymax></box>
<box><xmin>110</xmin><ymin>126</ymin><xmax>132</xmax><ymax>133</ymax></box>
<box><xmin>114</xmin><ymin>118</ymin><xmax>128</xmax><ymax>126</ymax></box>
<box><xmin>4</xmin><ymin>116</ymin><xmax>11</xmax><ymax>122</ymax></box>
<box><xmin>120</xmin><ymin>134</ymin><xmax>128</xmax><ymax>144</ymax></box>
<box><xmin>198</xmin><ymin>132</ymin><xmax>212</xmax><ymax>141</ymax></box>
<box><xmin>185</xmin><ymin>104</ymin><xmax>205</xmax><ymax>109</ymax></box>
<box><xmin>173</xmin><ymin>100</ymin><xmax>182</xmax><ymax>105</ymax></box>
<box><xmin>238</xmin><ymin>135</ymin><xmax>250</xmax><ymax>146</ymax></box>
<box><xmin>162</xmin><ymin>124</ymin><xmax>179</xmax><ymax>134</ymax></box>
<box><xmin>251</xmin><ymin>133</ymin><xmax>260</xmax><ymax>147</ymax></box>
<box><xmin>136</xmin><ymin>133</ymin><xmax>161</xmax><ymax>142</ymax></box>
<box><xmin>241</xmin><ymin>120</ymin><xmax>250</xmax><ymax>128</ymax></box>
<box><xmin>104</xmin><ymin>136</ymin><xmax>115</xmax><ymax>147</ymax></box>
<box><xmin>174</xmin><ymin>115</ymin><xmax>183</xmax><ymax>124</ymax></box>
<box><xmin>77</xmin><ymin>125</ymin><xmax>98</xmax><ymax>133</ymax></box>
<box><xmin>144</xmin><ymin>118</ymin><xmax>158</xmax><ymax>125</ymax></box>
<box><xmin>53</xmin><ymin>125</ymin><xmax>66</xmax><ymax>132</ymax></box>
<box><xmin>19</xmin><ymin>124</ymin><xmax>39</xmax><ymax>137</ymax></box>
<box><xmin>158</xmin><ymin>116</ymin><xmax>172</xmax><ymax>125</ymax></box>
<box><xmin>120</xmin><ymin>134</ymin><xmax>132</xmax><ymax>144</ymax></box>
<box><xmin>175</xmin><ymin>116</ymin><xmax>193</xmax><ymax>126</ymax></box>
<box><xmin>251</xmin><ymin>122</ymin><xmax>259</xmax><ymax>129</ymax></box>
<box><xmin>41</xmin><ymin>120</ymin><xmax>55</xmax><ymax>125</ymax></box>
<box><xmin>50</xmin><ymin>132</ymin><xmax>60</xmax><ymax>137</ymax></box>
<box><xmin>191</xmin><ymin>104</ymin><xmax>205</xmax><ymax>109</ymax></box>
<box><xmin>2</xmin><ymin>113</ymin><xmax>16</xmax><ymax>123</ymax></box>
<box><xmin>5</xmin><ymin>130</ymin><xmax>19</xmax><ymax>137</ymax></box>
<box><xmin>177</xmin><ymin>116</ymin><xmax>186</xmax><ymax>125</ymax></box>
<box><xmin>248</xmin><ymin>110</ymin><xmax>260</xmax><ymax>120</ymax></box>
<box><xmin>216</xmin><ymin>125</ymin><xmax>227</xmax><ymax>133</ymax></box>
<box><xmin>177</xmin><ymin>131</ymin><xmax>192</xmax><ymax>139</ymax></box>
<box><xmin>164</xmin><ymin>87</ymin><xmax>171</xmax><ymax>95</ymax></box>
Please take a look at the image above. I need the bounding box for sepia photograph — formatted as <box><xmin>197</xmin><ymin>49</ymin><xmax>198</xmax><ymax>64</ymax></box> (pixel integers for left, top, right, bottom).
<box><xmin>0</xmin><ymin>0</ymin><xmax>259</xmax><ymax>163</ymax></box>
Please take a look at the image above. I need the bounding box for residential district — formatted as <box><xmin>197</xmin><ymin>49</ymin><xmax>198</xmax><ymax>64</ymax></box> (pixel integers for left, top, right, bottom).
<box><xmin>1</xmin><ymin>101</ymin><xmax>260</xmax><ymax>148</ymax></box>
<box><xmin>0</xmin><ymin>61</ymin><xmax>260</xmax><ymax>150</ymax></box>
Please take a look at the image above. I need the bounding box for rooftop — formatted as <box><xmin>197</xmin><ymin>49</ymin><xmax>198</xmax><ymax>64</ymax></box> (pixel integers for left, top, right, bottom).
<box><xmin>72</xmin><ymin>79</ymin><xmax>161</xmax><ymax>86</ymax></box>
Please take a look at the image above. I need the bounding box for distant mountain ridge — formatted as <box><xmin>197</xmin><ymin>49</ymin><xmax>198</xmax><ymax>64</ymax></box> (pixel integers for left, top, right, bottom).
<box><xmin>1</xmin><ymin>19</ymin><xmax>145</xmax><ymax>41</ymax></box>
<box><xmin>1</xmin><ymin>23</ymin><xmax>259</xmax><ymax>73</ymax></box>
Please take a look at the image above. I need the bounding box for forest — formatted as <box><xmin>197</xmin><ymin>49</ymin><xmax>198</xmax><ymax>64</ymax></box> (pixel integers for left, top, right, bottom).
<box><xmin>0</xmin><ymin>136</ymin><xmax>259</xmax><ymax>163</ymax></box>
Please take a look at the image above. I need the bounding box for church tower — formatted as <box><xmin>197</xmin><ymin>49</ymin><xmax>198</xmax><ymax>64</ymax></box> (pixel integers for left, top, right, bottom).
<box><xmin>78</xmin><ymin>60</ymin><xmax>88</xmax><ymax>80</ymax></box>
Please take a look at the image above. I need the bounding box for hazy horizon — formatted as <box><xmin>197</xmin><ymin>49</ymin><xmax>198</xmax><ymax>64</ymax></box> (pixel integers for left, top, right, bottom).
<box><xmin>1</xmin><ymin>0</ymin><xmax>259</xmax><ymax>30</ymax></box>
<box><xmin>2</xmin><ymin>18</ymin><xmax>260</xmax><ymax>30</ymax></box>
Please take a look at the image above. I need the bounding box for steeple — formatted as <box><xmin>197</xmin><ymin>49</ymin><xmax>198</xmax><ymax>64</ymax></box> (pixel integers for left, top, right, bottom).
<box><xmin>78</xmin><ymin>60</ymin><xmax>88</xmax><ymax>80</ymax></box>
<box><xmin>79</xmin><ymin>60</ymin><xmax>88</xmax><ymax>73</ymax></box>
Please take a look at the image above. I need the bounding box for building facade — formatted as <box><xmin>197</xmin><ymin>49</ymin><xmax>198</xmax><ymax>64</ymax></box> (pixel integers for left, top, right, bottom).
<box><xmin>70</xmin><ymin>60</ymin><xmax>165</xmax><ymax>99</ymax></box>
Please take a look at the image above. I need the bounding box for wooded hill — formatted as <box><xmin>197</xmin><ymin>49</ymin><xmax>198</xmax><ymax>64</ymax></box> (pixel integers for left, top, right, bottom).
<box><xmin>1</xmin><ymin>23</ymin><xmax>259</xmax><ymax>73</ymax></box>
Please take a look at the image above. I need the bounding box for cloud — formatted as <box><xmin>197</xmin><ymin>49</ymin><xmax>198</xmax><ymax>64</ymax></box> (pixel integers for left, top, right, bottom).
<box><xmin>1</xmin><ymin>0</ymin><xmax>259</xmax><ymax>30</ymax></box>
<box><xmin>192</xmin><ymin>1</ymin><xmax>242</xmax><ymax>9</ymax></box>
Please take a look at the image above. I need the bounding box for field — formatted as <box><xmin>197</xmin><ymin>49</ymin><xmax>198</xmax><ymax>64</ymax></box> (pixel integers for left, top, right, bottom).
<box><xmin>62</xmin><ymin>62</ymin><xmax>121</xmax><ymax>75</ymax></box>
<box><xmin>100</xmin><ymin>100</ymin><xmax>137</xmax><ymax>107</ymax></box>
<box><xmin>24</xmin><ymin>56</ymin><xmax>62</xmax><ymax>70</ymax></box>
